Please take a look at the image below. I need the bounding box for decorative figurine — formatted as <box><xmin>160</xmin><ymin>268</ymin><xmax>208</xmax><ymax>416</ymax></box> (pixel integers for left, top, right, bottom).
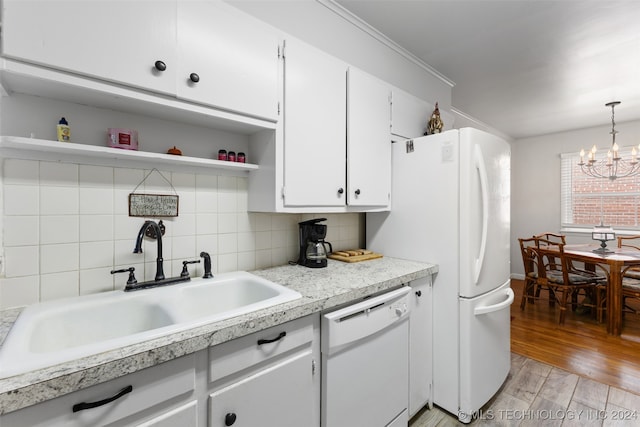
<box><xmin>426</xmin><ymin>102</ymin><xmax>444</xmax><ymax>135</ymax></box>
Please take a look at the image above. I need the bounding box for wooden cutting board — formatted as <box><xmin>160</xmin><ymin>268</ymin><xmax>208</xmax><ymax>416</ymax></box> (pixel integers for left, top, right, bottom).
<box><xmin>328</xmin><ymin>249</ymin><xmax>383</xmax><ymax>263</ymax></box>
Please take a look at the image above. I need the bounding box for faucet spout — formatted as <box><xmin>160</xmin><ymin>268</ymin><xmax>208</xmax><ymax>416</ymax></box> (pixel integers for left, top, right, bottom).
<box><xmin>134</xmin><ymin>220</ymin><xmax>164</xmax><ymax>281</ymax></box>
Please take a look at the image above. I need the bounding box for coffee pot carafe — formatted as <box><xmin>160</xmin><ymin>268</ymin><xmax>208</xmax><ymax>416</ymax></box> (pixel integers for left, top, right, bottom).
<box><xmin>298</xmin><ymin>218</ymin><xmax>333</xmax><ymax>268</ymax></box>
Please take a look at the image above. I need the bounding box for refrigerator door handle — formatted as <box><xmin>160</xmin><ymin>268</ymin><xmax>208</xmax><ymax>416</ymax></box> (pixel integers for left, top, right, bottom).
<box><xmin>473</xmin><ymin>288</ymin><xmax>514</xmax><ymax>315</ymax></box>
<box><xmin>474</xmin><ymin>144</ymin><xmax>489</xmax><ymax>284</ymax></box>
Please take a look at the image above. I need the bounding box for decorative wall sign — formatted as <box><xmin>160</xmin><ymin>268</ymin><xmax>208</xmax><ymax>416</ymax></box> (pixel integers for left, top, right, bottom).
<box><xmin>128</xmin><ymin>168</ymin><xmax>179</xmax><ymax>217</ymax></box>
<box><xmin>128</xmin><ymin>194</ymin><xmax>179</xmax><ymax>217</ymax></box>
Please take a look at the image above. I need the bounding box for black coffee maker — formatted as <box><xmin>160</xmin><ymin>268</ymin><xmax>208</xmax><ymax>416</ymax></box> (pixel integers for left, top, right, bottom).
<box><xmin>298</xmin><ymin>218</ymin><xmax>333</xmax><ymax>268</ymax></box>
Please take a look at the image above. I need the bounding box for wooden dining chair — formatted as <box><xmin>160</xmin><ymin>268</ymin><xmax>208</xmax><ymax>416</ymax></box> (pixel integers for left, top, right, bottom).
<box><xmin>530</xmin><ymin>232</ymin><xmax>567</xmax><ymax>305</ymax></box>
<box><xmin>616</xmin><ymin>235</ymin><xmax>640</xmax><ymax>319</ymax></box>
<box><xmin>536</xmin><ymin>238</ymin><xmax>608</xmax><ymax>325</ymax></box>
<box><xmin>518</xmin><ymin>237</ymin><xmax>542</xmax><ymax>309</ymax></box>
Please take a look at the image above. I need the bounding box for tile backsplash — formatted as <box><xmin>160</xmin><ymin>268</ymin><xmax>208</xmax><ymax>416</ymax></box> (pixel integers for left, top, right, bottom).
<box><xmin>0</xmin><ymin>158</ymin><xmax>362</xmax><ymax>309</ymax></box>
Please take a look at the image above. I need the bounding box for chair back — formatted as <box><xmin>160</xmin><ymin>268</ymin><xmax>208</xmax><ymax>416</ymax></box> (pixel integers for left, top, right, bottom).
<box><xmin>518</xmin><ymin>237</ymin><xmax>539</xmax><ymax>279</ymax></box>
<box><xmin>617</xmin><ymin>235</ymin><xmax>640</xmax><ymax>251</ymax></box>
<box><xmin>533</xmin><ymin>232</ymin><xmax>566</xmax><ymax>245</ymax></box>
<box><xmin>535</xmin><ymin>238</ymin><xmax>565</xmax><ymax>285</ymax></box>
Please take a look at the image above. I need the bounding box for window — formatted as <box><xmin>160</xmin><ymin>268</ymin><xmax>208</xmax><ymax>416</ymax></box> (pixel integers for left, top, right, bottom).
<box><xmin>561</xmin><ymin>148</ymin><xmax>640</xmax><ymax>229</ymax></box>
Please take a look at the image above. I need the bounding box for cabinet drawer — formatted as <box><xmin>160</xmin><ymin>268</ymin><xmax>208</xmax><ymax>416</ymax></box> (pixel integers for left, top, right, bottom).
<box><xmin>1</xmin><ymin>354</ymin><xmax>195</xmax><ymax>427</ymax></box>
<box><xmin>209</xmin><ymin>315</ymin><xmax>314</xmax><ymax>383</ymax></box>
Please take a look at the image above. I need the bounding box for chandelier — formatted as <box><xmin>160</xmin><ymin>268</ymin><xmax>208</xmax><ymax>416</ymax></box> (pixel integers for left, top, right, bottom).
<box><xmin>578</xmin><ymin>101</ymin><xmax>640</xmax><ymax>180</ymax></box>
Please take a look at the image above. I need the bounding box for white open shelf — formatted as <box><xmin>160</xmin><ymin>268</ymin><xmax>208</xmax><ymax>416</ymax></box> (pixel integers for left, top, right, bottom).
<box><xmin>0</xmin><ymin>136</ymin><xmax>259</xmax><ymax>173</ymax></box>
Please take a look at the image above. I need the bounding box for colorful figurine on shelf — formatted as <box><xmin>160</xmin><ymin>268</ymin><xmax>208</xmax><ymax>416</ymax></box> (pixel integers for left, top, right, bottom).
<box><xmin>426</xmin><ymin>102</ymin><xmax>444</xmax><ymax>135</ymax></box>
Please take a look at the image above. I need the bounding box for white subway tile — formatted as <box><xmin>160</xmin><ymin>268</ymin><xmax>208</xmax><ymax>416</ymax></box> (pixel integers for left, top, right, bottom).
<box><xmin>4</xmin><ymin>216</ymin><xmax>39</xmax><ymax>246</ymax></box>
<box><xmin>79</xmin><ymin>187</ymin><xmax>114</xmax><ymax>214</ymax></box>
<box><xmin>40</xmin><ymin>215</ymin><xmax>79</xmax><ymax>244</ymax></box>
<box><xmin>172</xmin><ymin>213</ymin><xmax>196</xmax><ymax>237</ymax></box>
<box><xmin>79</xmin><ymin>165</ymin><xmax>113</xmax><ymax>188</ymax></box>
<box><xmin>196</xmin><ymin>174</ymin><xmax>217</xmax><ymax>191</ymax></box>
<box><xmin>196</xmin><ymin>191</ymin><xmax>218</xmax><ymax>213</ymax></box>
<box><xmin>196</xmin><ymin>234</ymin><xmax>217</xmax><ymax>256</ymax></box>
<box><xmin>238</xmin><ymin>251</ymin><xmax>256</xmax><ymax>271</ymax></box>
<box><xmin>218</xmin><ymin>233</ymin><xmax>238</xmax><ymax>254</ymax></box>
<box><xmin>80</xmin><ymin>267</ymin><xmax>115</xmax><ymax>294</ymax></box>
<box><xmin>80</xmin><ymin>215</ymin><xmax>114</xmax><ymax>242</ymax></box>
<box><xmin>0</xmin><ymin>276</ymin><xmax>39</xmax><ymax>309</ymax></box>
<box><xmin>196</xmin><ymin>213</ymin><xmax>218</xmax><ymax>235</ymax></box>
<box><xmin>40</xmin><ymin>186</ymin><xmax>79</xmax><ymax>215</ymax></box>
<box><xmin>80</xmin><ymin>241</ymin><xmax>113</xmax><ymax>269</ymax></box>
<box><xmin>40</xmin><ymin>271</ymin><xmax>79</xmax><ymax>301</ymax></box>
<box><xmin>5</xmin><ymin>246</ymin><xmax>39</xmax><ymax>277</ymax></box>
<box><xmin>3</xmin><ymin>159</ymin><xmax>38</xmax><ymax>185</ymax></box>
<box><xmin>218</xmin><ymin>253</ymin><xmax>237</xmax><ymax>273</ymax></box>
<box><xmin>256</xmin><ymin>231</ymin><xmax>272</xmax><ymax>251</ymax></box>
<box><xmin>237</xmin><ymin>232</ymin><xmax>255</xmax><ymax>252</ymax></box>
<box><xmin>40</xmin><ymin>162</ymin><xmax>78</xmax><ymax>186</ymax></box>
<box><xmin>114</xmin><ymin>168</ymin><xmax>144</xmax><ymax>188</ymax></box>
<box><xmin>40</xmin><ymin>243</ymin><xmax>79</xmax><ymax>274</ymax></box>
<box><xmin>218</xmin><ymin>192</ymin><xmax>237</xmax><ymax>213</ymax></box>
<box><xmin>4</xmin><ymin>185</ymin><xmax>39</xmax><ymax>215</ymax></box>
<box><xmin>172</xmin><ymin>235</ymin><xmax>196</xmax><ymax>259</ymax></box>
<box><xmin>218</xmin><ymin>213</ymin><xmax>237</xmax><ymax>233</ymax></box>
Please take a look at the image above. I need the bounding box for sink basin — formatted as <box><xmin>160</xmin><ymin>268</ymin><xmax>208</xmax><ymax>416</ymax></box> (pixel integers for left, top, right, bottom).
<box><xmin>0</xmin><ymin>272</ymin><xmax>301</xmax><ymax>378</ymax></box>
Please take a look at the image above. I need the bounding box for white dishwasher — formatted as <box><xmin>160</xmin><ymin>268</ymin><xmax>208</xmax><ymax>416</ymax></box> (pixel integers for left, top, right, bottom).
<box><xmin>321</xmin><ymin>286</ymin><xmax>411</xmax><ymax>427</ymax></box>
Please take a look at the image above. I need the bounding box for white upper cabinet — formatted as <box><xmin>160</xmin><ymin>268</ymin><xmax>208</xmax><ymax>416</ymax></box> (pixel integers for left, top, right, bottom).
<box><xmin>2</xmin><ymin>0</ymin><xmax>178</xmax><ymax>96</ymax></box>
<box><xmin>390</xmin><ymin>88</ymin><xmax>430</xmax><ymax>140</ymax></box>
<box><xmin>282</xmin><ymin>38</ymin><xmax>348</xmax><ymax>207</ymax></box>
<box><xmin>1</xmin><ymin>0</ymin><xmax>279</xmax><ymax>121</ymax></box>
<box><xmin>347</xmin><ymin>67</ymin><xmax>391</xmax><ymax>207</ymax></box>
<box><xmin>176</xmin><ymin>1</ymin><xmax>279</xmax><ymax>121</ymax></box>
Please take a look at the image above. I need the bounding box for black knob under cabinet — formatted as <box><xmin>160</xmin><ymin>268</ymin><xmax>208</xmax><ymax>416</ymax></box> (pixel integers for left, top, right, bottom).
<box><xmin>355</xmin><ymin>189</ymin><xmax>361</xmax><ymax>195</ymax></box>
<box><xmin>154</xmin><ymin>60</ymin><xmax>167</xmax><ymax>72</ymax></box>
<box><xmin>189</xmin><ymin>73</ymin><xmax>200</xmax><ymax>83</ymax></box>
<box><xmin>415</xmin><ymin>290</ymin><xmax>422</xmax><ymax>297</ymax></box>
<box><xmin>338</xmin><ymin>188</ymin><xmax>344</xmax><ymax>195</ymax></box>
<box><xmin>225</xmin><ymin>412</ymin><xmax>237</xmax><ymax>426</ymax></box>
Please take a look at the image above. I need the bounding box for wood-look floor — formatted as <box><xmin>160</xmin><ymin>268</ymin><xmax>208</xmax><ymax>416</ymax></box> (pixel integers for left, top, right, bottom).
<box><xmin>510</xmin><ymin>278</ymin><xmax>640</xmax><ymax>396</ymax></box>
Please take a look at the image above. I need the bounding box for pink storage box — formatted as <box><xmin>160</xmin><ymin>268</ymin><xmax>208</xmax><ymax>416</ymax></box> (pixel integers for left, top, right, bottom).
<box><xmin>107</xmin><ymin>128</ymin><xmax>138</xmax><ymax>150</ymax></box>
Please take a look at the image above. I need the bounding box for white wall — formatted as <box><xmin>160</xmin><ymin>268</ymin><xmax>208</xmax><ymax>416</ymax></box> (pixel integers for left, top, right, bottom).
<box><xmin>510</xmin><ymin>119</ymin><xmax>640</xmax><ymax>276</ymax></box>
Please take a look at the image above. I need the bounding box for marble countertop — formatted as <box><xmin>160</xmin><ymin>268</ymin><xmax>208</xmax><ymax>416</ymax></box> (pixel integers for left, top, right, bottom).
<box><xmin>0</xmin><ymin>257</ymin><xmax>437</xmax><ymax>414</ymax></box>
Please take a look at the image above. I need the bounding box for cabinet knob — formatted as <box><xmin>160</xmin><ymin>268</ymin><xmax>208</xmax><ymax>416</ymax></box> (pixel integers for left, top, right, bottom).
<box><xmin>225</xmin><ymin>413</ymin><xmax>237</xmax><ymax>426</ymax></box>
<box><xmin>415</xmin><ymin>290</ymin><xmax>422</xmax><ymax>297</ymax></box>
<box><xmin>338</xmin><ymin>188</ymin><xmax>344</xmax><ymax>195</ymax></box>
<box><xmin>355</xmin><ymin>189</ymin><xmax>361</xmax><ymax>195</ymax></box>
<box><xmin>189</xmin><ymin>73</ymin><xmax>200</xmax><ymax>83</ymax></box>
<box><xmin>154</xmin><ymin>60</ymin><xmax>167</xmax><ymax>72</ymax></box>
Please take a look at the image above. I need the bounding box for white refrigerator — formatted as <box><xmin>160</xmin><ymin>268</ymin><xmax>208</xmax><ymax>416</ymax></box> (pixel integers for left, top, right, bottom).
<box><xmin>367</xmin><ymin>127</ymin><xmax>513</xmax><ymax>423</ymax></box>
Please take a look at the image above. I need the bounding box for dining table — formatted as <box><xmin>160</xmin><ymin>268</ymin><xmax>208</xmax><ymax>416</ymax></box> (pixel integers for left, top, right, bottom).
<box><xmin>562</xmin><ymin>244</ymin><xmax>640</xmax><ymax>336</ymax></box>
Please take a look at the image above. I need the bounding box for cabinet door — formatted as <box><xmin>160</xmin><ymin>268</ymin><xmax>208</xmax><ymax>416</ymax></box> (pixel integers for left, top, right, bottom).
<box><xmin>177</xmin><ymin>1</ymin><xmax>279</xmax><ymax>121</ymax></box>
<box><xmin>1</xmin><ymin>0</ymin><xmax>177</xmax><ymax>95</ymax></box>
<box><xmin>409</xmin><ymin>275</ymin><xmax>433</xmax><ymax>417</ymax></box>
<box><xmin>282</xmin><ymin>38</ymin><xmax>347</xmax><ymax>207</ymax></box>
<box><xmin>209</xmin><ymin>351</ymin><xmax>315</xmax><ymax>427</ymax></box>
<box><xmin>347</xmin><ymin>68</ymin><xmax>391</xmax><ymax>207</ymax></box>
<box><xmin>390</xmin><ymin>89</ymin><xmax>431</xmax><ymax>139</ymax></box>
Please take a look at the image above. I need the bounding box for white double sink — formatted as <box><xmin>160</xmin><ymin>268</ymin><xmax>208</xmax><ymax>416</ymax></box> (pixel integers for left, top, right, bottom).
<box><xmin>0</xmin><ymin>272</ymin><xmax>301</xmax><ymax>378</ymax></box>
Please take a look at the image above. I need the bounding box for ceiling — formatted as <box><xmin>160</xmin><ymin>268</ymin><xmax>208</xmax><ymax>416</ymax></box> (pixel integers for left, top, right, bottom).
<box><xmin>334</xmin><ymin>0</ymin><xmax>640</xmax><ymax>140</ymax></box>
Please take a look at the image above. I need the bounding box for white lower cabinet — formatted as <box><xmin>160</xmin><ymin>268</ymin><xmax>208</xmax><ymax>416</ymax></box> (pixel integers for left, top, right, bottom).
<box><xmin>207</xmin><ymin>315</ymin><xmax>320</xmax><ymax>427</ymax></box>
<box><xmin>409</xmin><ymin>275</ymin><xmax>434</xmax><ymax>417</ymax></box>
<box><xmin>0</xmin><ymin>354</ymin><xmax>197</xmax><ymax>427</ymax></box>
<box><xmin>208</xmin><ymin>351</ymin><xmax>314</xmax><ymax>427</ymax></box>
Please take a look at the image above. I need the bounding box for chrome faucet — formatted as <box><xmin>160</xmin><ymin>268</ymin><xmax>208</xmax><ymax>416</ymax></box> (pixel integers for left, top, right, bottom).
<box><xmin>134</xmin><ymin>220</ymin><xmax>165</xmax><ymax>281</ymax></box>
